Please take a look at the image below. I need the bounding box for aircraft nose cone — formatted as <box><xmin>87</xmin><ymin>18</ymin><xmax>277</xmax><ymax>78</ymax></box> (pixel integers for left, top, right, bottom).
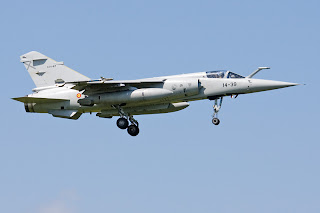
<box><xmin>249</xmin><ymin>79</ymin><xmax>299</xmax><ymax>92</ymax></box>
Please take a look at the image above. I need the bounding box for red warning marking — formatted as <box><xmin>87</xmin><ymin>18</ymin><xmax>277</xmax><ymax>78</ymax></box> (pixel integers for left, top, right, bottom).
<box><xmin>76</xmin><ymin>93</ymin><xmax>82</xmax><ymax>98</ymax></box>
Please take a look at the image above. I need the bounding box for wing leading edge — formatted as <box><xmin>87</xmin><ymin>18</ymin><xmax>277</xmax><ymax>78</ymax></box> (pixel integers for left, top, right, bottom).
<box><xmin>12</xmin><ymin>96</ymin><xmax>68</xmax><ymax>103</ymax></box>
<box><xmin>68</xmin><ymin>79</ymin><xmax>165</xmax><ymax>94</ymax></box>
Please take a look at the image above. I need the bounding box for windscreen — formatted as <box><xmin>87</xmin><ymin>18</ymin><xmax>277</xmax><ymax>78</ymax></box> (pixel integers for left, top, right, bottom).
<box><xmin>227</xmin><ymin>72</ymin><xmax>244</xmax><ymax>78</ymax></box>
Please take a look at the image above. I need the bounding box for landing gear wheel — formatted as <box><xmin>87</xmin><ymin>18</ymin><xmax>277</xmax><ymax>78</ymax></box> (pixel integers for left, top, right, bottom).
<box><xmin>127</xmin><ymin>125</ymin><xmax>139</xmax><ymax>136</ymax></box>
<box><xmin>117</xmin><ymin>118</ymin><xmax>129</xmax><ymax>129</ymax></box>
<box><xmin>212</xmin><ymin>118</ymin><xmax>220</xmax><ymax>125</ymax></box>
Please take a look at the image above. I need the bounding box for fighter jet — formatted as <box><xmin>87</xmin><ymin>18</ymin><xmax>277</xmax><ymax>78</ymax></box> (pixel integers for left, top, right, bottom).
<box><xmin>13</xmin><ymin>51</ymin><xmax>298</xmax><ymax>136</ymax></box>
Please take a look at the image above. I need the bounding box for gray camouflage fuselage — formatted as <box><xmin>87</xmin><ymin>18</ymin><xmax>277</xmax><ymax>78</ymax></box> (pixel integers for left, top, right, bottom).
<box><xmin>13</xmin><ymin>51</ymin><xmax>298</xmax><ymax>135</ymax></box>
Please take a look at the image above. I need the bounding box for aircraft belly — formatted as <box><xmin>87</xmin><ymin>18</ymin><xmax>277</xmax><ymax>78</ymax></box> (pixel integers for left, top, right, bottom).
<box><xmin>97</xmin><ymin>102</ymin><xmax>189</xmax><ymax>117</ymax></box>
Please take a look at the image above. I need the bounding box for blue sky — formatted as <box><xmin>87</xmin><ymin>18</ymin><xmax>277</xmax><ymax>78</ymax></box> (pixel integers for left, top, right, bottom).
<box><xmin>0</xmin><ymin>0</ymin><xmax>319</xmax><ymax>213</ymax></box>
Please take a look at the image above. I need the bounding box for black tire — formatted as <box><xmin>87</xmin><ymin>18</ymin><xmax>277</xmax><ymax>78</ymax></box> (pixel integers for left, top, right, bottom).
<box><xmin>212</xmin><ymin>118</ymin><xmax>220</xmax><ymax>125</ymax></box>
<box><xmin>127</xmin><ymin>125</ymin><xmax>139</xmax><ymax>136</ymax></box>
<box><xmin>117</xmin><ymin>118</ymin><xmax>129</xmax><ymax>129</ymax></box>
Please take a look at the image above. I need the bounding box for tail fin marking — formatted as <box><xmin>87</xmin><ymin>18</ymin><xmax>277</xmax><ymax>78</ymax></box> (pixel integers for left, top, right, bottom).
<box><xmin>20</xmin><ymin>51</ymin><xmax>91</xmax><ymax>87</ymax></box>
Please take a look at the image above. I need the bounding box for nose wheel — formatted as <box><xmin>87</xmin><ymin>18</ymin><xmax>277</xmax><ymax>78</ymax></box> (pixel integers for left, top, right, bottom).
<box><xmin>212</xmin><ymin>117</ymin><xmax>220</xmax><ymax>125</ymax></box>
<box><xmin>114</xmin><ymin>105</ymin><xmax>140</xmax><ymax>136</ymax></box>
<box><xmin>212</xmin><ymin>97</ymin><xmax>223</xmax><ymax>126</ymax></box>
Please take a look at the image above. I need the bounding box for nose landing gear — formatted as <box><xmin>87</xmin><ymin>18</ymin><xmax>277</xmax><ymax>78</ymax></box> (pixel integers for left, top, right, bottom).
<box><xmin>114</xmin><ymin>105</ymin><xmax>140</xmax><ymax>136</ymax></box>
<box><xmin>212</xmin><ymin>97</ymin><xmax>223</xmax><ymax>125</ymax></box>
<box><xmin>212</xmin><ymin>117</ymin><xmax>220</xmax><ymax>125</ymax></box>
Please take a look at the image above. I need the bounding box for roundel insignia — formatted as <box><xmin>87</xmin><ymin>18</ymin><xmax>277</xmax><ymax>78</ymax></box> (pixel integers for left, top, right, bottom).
<box><xmin>76</xmin><ymin>93</ymin><xmax>82</xmax><ymax>98</ymax></box>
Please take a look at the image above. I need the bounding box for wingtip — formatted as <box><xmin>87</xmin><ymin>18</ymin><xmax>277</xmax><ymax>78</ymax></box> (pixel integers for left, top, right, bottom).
<box><xmin>11</xmin><ymin>97</ymin><xmax>23</xmax><ymax>103</ymax></box>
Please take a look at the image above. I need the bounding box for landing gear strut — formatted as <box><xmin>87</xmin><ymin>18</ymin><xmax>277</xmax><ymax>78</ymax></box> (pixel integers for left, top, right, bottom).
<box><xmin>113</xmin><ymin>105</ymin><xmax>140</xmax><ymax>136</ymax></box>
<box><xmin>212</xmin><ymin>97</ymin><xmax>223</xmax><ymax>125</ymax></box>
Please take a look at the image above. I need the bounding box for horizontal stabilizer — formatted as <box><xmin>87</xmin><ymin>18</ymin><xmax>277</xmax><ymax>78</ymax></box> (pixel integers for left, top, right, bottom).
<box><xmin>12</xmin><ymin>96</ymin><xmax>68</xmax><ymax>103</ymax></box>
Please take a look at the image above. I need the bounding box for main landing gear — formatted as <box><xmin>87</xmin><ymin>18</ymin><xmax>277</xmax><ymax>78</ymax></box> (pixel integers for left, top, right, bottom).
<box><xmin>212</xmin><ymin>97</ymin><xmax>223</xmax><ymax>125</ymax></box>
<box><xmin>113</xmin><ymin>105</ymin><xmax>140</xmax><ymax>136</ymax></box>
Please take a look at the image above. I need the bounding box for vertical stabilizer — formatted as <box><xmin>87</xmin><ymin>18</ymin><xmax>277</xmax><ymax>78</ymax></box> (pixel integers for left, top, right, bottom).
<box><xmin>20</xmin><ymin>51</ymin><xmax>91</xmax><ymax>87</ymax></box>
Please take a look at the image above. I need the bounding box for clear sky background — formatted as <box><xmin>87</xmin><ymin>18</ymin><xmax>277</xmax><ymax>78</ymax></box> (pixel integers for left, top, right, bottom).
<box><xmin>0</xmin><ymin>1</ymin><xmax>319</xmax><ymax>213</ymax></box>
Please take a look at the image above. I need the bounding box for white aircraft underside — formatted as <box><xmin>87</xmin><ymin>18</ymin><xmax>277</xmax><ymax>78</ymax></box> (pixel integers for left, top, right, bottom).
<box><xmin>13</xmin><ymin>51</ymin><xmax>299</xmax><ymax>136</ymax></box>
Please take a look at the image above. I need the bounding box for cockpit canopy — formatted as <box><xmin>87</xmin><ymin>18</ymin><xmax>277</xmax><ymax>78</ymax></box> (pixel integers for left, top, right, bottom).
<box><xmin>206</xmin><ymin>70</ymin><xmax>245</xmax><ymax>79</ymax></box>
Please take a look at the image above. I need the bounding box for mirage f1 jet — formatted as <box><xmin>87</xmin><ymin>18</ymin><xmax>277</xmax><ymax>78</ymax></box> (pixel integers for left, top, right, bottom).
<box><xmin>13</xmin><ymin>51</ymin><xmax>298</xmax><ymax>136</ymax></box>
